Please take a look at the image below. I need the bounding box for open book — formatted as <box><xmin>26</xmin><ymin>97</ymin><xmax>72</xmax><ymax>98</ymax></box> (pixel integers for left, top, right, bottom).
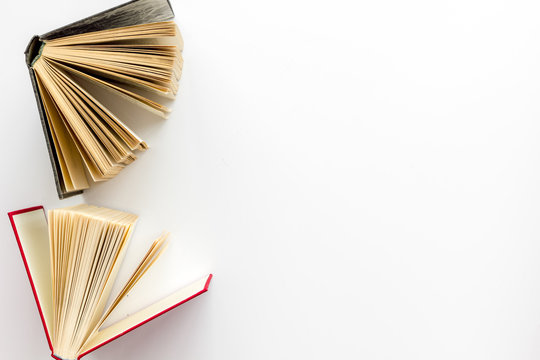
<box><xmin>8</xmin><ymin>205</ymin><xmax>211</xmax><ymax>360</ymax></box>
<box><xmin>25</xmin><ymin>0</ymin><xmax>183</xmax><ymax>199</ymax></box>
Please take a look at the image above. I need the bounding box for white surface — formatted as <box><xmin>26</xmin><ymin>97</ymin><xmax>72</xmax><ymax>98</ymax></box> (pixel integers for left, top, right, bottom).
<box><xmin>1</xmin><ymin>0</ymin><xmax>540</xmax><ymax>359</ymax></box>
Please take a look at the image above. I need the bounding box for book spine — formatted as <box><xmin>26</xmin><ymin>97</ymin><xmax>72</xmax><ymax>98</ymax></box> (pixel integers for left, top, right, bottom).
<box><xmin>26</xmin><ymin>66</ymin><xmax>82</xmax><ymax>199</ymax></box>
<box><xmin>25</xmin><ymin>37</ymin><xmax>82</xmax><ymax>199</ymax></box>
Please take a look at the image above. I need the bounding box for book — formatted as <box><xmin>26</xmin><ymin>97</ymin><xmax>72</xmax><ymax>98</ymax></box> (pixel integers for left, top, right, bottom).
<box><xmin>25</xmin><ymin>0</ymin><xmax>183</xmax><ymax>199</ymax></box>
<box><xmin>8</xmin><ymin>205</ymin><xmax>211</xmax><ymax>360</ymax></box>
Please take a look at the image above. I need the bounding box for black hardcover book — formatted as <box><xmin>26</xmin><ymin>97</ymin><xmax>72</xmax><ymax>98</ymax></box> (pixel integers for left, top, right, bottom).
<box><xmin>25</xmin><ymin>0</ymin><xmax>182</xmax><ymax>198</ymax></box>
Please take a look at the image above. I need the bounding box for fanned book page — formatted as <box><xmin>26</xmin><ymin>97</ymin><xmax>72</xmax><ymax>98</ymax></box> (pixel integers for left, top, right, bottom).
<box><xmin>8</xmin><ymin>206</ymin><xmax>212</xmax><ymax>360</ymax></box>
<box><xmin>31</xmin><ymin>21</ymin><xmax>182</xmax><ymax>194</ymax></box>
<box><xmin>49</xmin><ymin>205</ymin><xmax>166</xmax><ymax>359</ymax></box>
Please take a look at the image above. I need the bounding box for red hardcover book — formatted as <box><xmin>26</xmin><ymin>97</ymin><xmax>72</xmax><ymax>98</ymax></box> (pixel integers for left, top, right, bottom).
<box><xmin>8</xmin><ymin>206</ymin><xmax>212</xmax><ymax>360</ymax></box>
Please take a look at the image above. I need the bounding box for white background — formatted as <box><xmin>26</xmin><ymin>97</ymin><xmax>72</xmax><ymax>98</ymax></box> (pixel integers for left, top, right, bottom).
<box><xmin>1</xmin><ymin>0</ymin><xmax>540</xmax><ymax>359</ymax></box>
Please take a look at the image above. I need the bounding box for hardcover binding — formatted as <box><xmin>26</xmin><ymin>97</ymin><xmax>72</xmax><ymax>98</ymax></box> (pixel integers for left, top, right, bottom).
<box><xmin>8</xmin><ymin>206</ymin><xmax>212</xmax><ymax>360</ymax></box>
<box><xmin>25</xmin><ymin>39</ymin><xmax>81</xmax><ymax>199</ymax></box>
<box><xmin>24</xmin><ymin>0</ymin><xmax>176</xmax><ymax>199</ymax></box>
<box><xmin>8</xmin><ymin>206</ymin><xmax>55</xmax><ymax>354</ymax></box>
<box><xmin>78</xmin><ymin>273</ymin><xmax>213</xmax><ymax>359</ymax></box>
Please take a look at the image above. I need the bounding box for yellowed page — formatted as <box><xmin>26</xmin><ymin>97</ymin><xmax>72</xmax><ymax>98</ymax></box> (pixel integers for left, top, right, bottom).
<box><xmin>35</xmin><ymin>72</ymin><xmax>90</xmax><ymax>191</ymax></box>
<box><xmin>56</xmin><ymin>62</ymin><xmax>170</xmax><ymax>119</ymax></box>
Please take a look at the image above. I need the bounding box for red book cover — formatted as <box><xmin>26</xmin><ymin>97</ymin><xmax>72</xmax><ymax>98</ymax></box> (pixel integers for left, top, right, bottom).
<box><xmin>8</xmin><ymin>206</ymin><xmax>212</xmax><ymax>360</ymax></box>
